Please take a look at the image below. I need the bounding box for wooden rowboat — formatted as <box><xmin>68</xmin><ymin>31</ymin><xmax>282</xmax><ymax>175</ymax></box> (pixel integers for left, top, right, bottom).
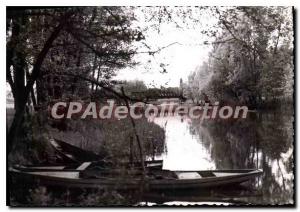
<box><xmin>49</xmin><ymin>138</ymin><xmax>104</xmax><ymax>163</ymax></box>
<box><xmin>9</xmin><ymin>164</ymin><xmax>262</xmax><ymax>190</ymax></box>
<box><xmin>12</xmin><ymin>160</ymin><xmax>164</xmax><ymax>172</ymax></box>
<box><xmin>48</xmin><ymin>138</ymin><xmax>163</xmax><ymax>168</ymax></box>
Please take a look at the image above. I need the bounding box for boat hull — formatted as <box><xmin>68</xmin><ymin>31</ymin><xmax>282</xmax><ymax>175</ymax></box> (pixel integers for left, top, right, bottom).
<box><xmin>9</xmin><ymin>168</ymin><xmax>262</xmax><ymax>191</ymax></box>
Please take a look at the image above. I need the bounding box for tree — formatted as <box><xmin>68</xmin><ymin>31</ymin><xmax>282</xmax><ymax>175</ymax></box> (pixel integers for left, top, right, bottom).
<box><xmin>187</xmin><ymin>7</ymin><xmax>293</xmax><ymax>108</ymax></box>
<box><xmin>121</xmin><ymin>80</ymin><xmax>147</xmax><ymax>95</ymax></box>
<box><xmin>6</xmin><ymin>7</ymin><xmax>144</xmax><ymax>152</ymax></box>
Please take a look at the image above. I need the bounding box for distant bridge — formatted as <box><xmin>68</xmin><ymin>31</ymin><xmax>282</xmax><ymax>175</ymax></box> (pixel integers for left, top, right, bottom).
<box><xmin>131</xmin><ymin>89</ymin><xmax>186</xmax><ymax>101</ymax></box>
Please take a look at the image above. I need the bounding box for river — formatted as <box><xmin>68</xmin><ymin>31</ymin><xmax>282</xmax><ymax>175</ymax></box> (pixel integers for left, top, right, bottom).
<box><xmin>144</xmin><ymin>109</ymin><xmax>294</xmax><ymax>205</ymax></box>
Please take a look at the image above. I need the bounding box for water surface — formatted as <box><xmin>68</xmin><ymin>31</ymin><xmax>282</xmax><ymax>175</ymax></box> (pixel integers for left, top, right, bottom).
<box><xmin>147</xmin><ymin>110</ymin><xmax>294</xmax><ymax>205</ymax></box>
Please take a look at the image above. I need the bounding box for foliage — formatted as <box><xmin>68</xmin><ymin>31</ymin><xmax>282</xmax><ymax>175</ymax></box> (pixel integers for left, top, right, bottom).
<box><xmin>6</xmin><ymin>7</ymin><xmax>150</xmax><ymax>152</ymax></box>
<box><xmin>7</xmin><ymin>7</ymin><xmax>143</xmax><ymax>105</ymax></box>
<box><xmin>77</xmin><ymin>189</ymin><xmax>127</xmax><ymax>206</ymax></box>
<box><xmin>117</xmin><ymin>80</ymin><xmax>147</xmax><ymax>95</ymax></box>
<box><xmin>187</xmin><ymin>7</ymin><xmax>293</xmax><ymax>108</ymax></box>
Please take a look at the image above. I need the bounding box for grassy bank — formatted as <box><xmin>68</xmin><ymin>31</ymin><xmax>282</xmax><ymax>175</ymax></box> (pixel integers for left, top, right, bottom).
<box><xmin>8</xmin><ymin>112</ymin><xmax>165</xmax><ymax>206</ymax></box>
<box><xmin>48</xmin><ymin>117</ymin><xmax>166</xmax><ymax>164</ymax></box>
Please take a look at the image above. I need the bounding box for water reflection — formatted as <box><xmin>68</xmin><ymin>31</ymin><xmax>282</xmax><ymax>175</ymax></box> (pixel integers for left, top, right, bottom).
<box><xmin>150</xmin><ymin>116</ymin><xmax>215</xmax><ymax>170</ymax></box>
<box><xmin>149</xmin><ymin>110</ymin><xmax>294</xmax><ymax>205</ymax></box>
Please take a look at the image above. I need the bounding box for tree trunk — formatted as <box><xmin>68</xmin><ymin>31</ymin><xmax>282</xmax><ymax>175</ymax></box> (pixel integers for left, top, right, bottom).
<box><xmin>7</xmin><ymin>17</ymin><xmax>68</xmax><ymax>153</ymax></box>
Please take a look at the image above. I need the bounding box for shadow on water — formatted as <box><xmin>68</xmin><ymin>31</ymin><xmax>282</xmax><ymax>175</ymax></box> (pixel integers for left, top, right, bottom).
<box><xmin>140</xmin><ymin>184</ymin><xmax>262</xmax><ymax>205</ymax></box>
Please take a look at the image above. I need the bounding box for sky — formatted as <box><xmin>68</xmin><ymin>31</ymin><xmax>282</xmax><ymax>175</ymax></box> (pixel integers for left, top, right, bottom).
<box><xmin>114</xmin><ymin>7</ymin><xmax>218</xmax><ymax>88</ymax></box>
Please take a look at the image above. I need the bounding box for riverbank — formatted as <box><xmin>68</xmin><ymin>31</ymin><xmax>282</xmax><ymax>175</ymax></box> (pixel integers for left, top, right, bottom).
<box><xmin>8</xmin><ymin>112</ymin><xmax>165</xmax><ymax>206</ymax></box>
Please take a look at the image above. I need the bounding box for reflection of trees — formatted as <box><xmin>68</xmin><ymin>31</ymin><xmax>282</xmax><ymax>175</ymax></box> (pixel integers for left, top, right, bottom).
<box><xmin>257</xmin><ymin>112</ymin><xmax>294</xmax><ymax>205</ymax></box>
<box><xmin>190</xmin><ymin>118</ymin><xmax>258</xmax><ymax>169</ymax></box>
<box><xmin>189</xmin><ymin>110</ymin><xmax>293</xmax><ymax>204</ymax></box>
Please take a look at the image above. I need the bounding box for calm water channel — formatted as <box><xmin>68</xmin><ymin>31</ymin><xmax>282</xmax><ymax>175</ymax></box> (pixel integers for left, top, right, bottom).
<box><xmin>144</xmin><ymin>109</ymin><xmax>294</xmax><ymax>205</ymax></box>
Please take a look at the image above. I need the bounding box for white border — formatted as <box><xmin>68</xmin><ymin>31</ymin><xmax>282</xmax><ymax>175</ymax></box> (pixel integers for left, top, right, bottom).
<box><xmin>1</xmin><ymin>1</ymin><xmax>299</xmax><ymax>211</ymax></box>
